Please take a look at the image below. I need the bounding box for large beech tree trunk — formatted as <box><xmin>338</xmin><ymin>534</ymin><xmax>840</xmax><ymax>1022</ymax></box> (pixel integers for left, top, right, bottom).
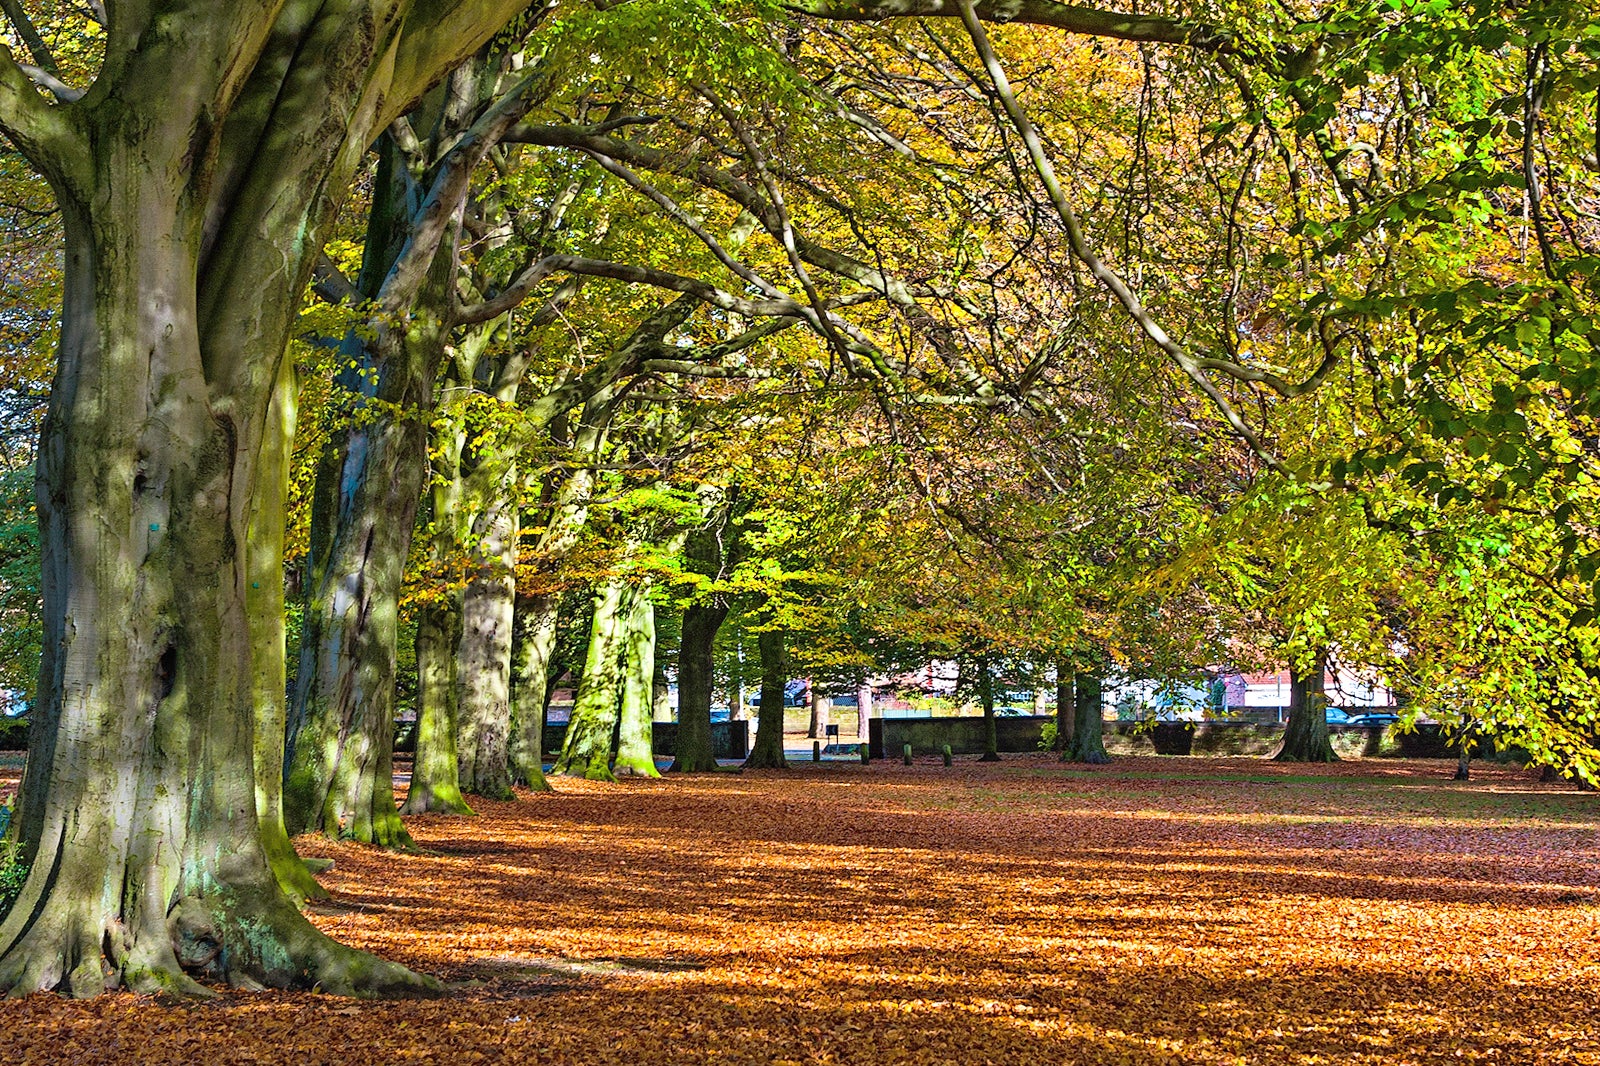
<box><xmin>744</xmin><ymin>629</ymin><xmax>789</xmax><ymax>770</ymax></box>
<box><xmin>553</xmin><ymin>579</ymin><xmax>629</xmax><ymax>781</ymax></box>
<box><xmin>509</xmin><ymin>592</ymin><xmax>562</xmax><ymax>790</ymax></box>
<box><xmin>671</xmin><ymin>602</ymin><xmax>728</xmax><ymax>773</ymax></box>
<box><xmin>0</xmin><ymin>0</ymin><xmax>540</xmax><ymax>995</ymax></box>
<box><xmin>1275</xmin><ymin>648</ymin><xmax>1337</xmax><ymax>763</ymax></box>
<box><xmin>456</xmin><ymin>479</ymin><xmax>520</xmax><ymax>799</ymax></box>
<box><xmin>613</xmin><ymin>585</ymin><xmax>660</xmax><ymax>777</ymax></box>
<box><xmin>282</xmin><ymin>328</ymin><xmax>434</xmax><ymax>846</ymax></box>
<box><xmin>1065</xmin><ymin>669</ymin><xmax>1110</xmax><ymax>764</ymax></box>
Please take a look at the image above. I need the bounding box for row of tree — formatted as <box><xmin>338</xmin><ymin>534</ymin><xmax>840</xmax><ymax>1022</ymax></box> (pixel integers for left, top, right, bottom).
<box><xmin>0</xmin><ymin>0</ymin><xmax>1594</xmax><ymax>999</ymax></box>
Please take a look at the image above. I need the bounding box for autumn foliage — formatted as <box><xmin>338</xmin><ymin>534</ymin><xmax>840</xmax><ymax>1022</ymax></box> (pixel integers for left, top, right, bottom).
<box><xmin>1</xmin><ymin>756</ymin><xmax>1594</xmax><ymax>1064</ymax></box>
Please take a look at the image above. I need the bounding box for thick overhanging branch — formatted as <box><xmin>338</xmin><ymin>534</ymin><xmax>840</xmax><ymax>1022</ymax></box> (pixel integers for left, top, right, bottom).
<box><xmin>0</xmin><ymin>45</ymin><xmax>85</xmax><ymax>189</ymax></box>
<box><xmin>790</xmin><ymin>0</ymin><xmax>1227</xmax><ymax>49</ymax></box>
<box><xmin>456</xmin><ymin>253</ymin><xmax>812</xmax><ymax>325</ymax></box>
<box><xmin>377</xmin><ymin>65</ymin><xmax>550</xmax><ymax>316</ymax></box>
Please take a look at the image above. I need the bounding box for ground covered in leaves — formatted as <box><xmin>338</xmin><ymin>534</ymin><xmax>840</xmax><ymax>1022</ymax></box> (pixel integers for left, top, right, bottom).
<box><xmin>5</xmin><ymin>755</ymin><xmax>1599</xmax><ymax>1064</ymax></box>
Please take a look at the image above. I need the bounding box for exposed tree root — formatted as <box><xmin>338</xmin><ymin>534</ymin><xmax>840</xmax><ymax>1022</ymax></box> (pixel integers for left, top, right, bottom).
<box><xmin>0</xmin><ymin>884</ymin><xmax>437</xmax><ymax>999</ymax></box>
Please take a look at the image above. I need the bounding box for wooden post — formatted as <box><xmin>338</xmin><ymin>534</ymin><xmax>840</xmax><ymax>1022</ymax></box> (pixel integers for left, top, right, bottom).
<box><xmin>813</xmin><ymin>740</ymin><xmax>821</xmax><ymax>762</ymax></box>
<box><xmin>942</xmin><ymin>744</ymin><xmax>952</xmax><ymax>767</ymax></box>
<box><xmin>903</xmin><ymin>744</ymin><xmax>913</xmax><ymax>766</ymax></box>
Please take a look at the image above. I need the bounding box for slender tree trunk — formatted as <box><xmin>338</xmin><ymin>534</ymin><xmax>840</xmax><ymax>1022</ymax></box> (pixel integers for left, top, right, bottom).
<box><xmin>508</xmin><ymin>592</ymin><xmax>560</xmax><ymax>790</ymax></box>
<box><xmin>400</xmin><ymin>597</ymin><xmax>474</xmax><ymax>815</ymax></box>
<box><xmin>283</xmin><ymin>137</ymin><xmax>460</xmax><ymax>845</ymax></box>
<box><xmin>671</xmin><ymin>602</ymin><xmax>728</xmax><ymax>773</ymax></box>
<box><xmin>856</xmin><ymin>682</ymin><xmax>872</xmax><ymax>747</ymax></box>
<box><xmin>1275</xmin><ymin>647</ymin><xmax>1337</xmax><ymax>763</ymax></box>
<box><xmin>456</xmin><ymin>477</ymin><xmax>519</xmax><ymax>799</ymax></box>
<box><xmin>401</xmin><ymin>405</ymin><xmax>473</xmax><ymax>816</ymax></box>
<box><xmin>744</xmin><ymin>629</ymin><xmax>789</xmax><ymax>769</ymax></box>
<box><xmin>978</xmin><ymin>654</ymin><xmax>1000</xmax><ymax>761</ymax></box>
<box><xmin>808</xmin><ymin>683</ymin><xmax>830</xmax><ymax>742</ymax></box>
<box><xmin>1054</xmin><ymin>659</ymin><xmax>1073</xmax><ymax>757</ymax></box>
<box><xmin>730</xmin><ymin>632</ymin><xmax>748</xmax><ymax>722</ymax></box>
<box><xmin>250</xmin><ymin>366</ymin><xmax>327</xmax><ymax>903</ymax></box>
<box><xmin>552</xmin><ymin>580</ymin><xmax>628</xmax><ymax>780</ymax></box>
<box><xmin>613</xmin><ymin>585</ymin><xmax>660</xmax><ymax>777</ymax></box>
<box><xmin>1066</xmin><ymin>669</ymin><xmax>1110</xmax><ymax>764</ymax></box>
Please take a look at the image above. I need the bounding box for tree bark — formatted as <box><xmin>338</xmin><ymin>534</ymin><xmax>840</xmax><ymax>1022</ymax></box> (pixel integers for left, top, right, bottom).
<box><xmin>0</xmin><ymin>0</ymin><xmax>540</xmax><ymax>992</ymax></box>
<box><xmin>283</xmin><ymin>131</ymin><xmax>457</xmax><ymax>847</ymax></box>
<box><xmin>552</xmin><ymin>580</ymin><xmax>628</xmax><ymax>781</ymax></box>
<box><xmin>456</xmin><ymin>477</ymin><xmax>519</xmax><ymax>799</ymax></box>
<box><xmin>508</xmin><ymin>592</ymin><xmax>561</xmax><ymax>790</ymax></box>
<box><xmin>977</xmin><ymin>654</ymin><xmax>1000</xmax><ymax>762</ymax></box>
<box><xmin>400</xmin><ymin>597</ymin><xmax>474</xmax><ymax>816</ymax></box>
<box><xmin>1054</xmin><ymin>659</ymin><xmax>1073</xmax><ymax>756</ymax></box>
<box><xmin>808</xmin><ymin>684</ymin><xmax>830</xmax><ymax>741</ymax></box>
<box><xmin>249</xmin><ymin>365</ymin><xmax>328</xmax><ymax>903</ymax></box>
<box><xmin>613</xmin><ymin>584</ymin><xmax>660</xmax><ymax>777</ymax></box>
<box><xmin>856</xmin><ymin>682</ymin><xmax>873</xmax><ymax>747</ymax></box>
<box><xmin>744</xmin><ymin>628</ymin><xmax>789</xmax><ymax>769</ymax></box>
<box><xmin>1065</xmin><ymin>669</ymin><xmax>1111</xmax><ymax>763</ymax></box>
<box><xmin>671</xmin><ymin>602</ymin><xmax>728</xmax><ymax>773</ymax></box>
<box><xmin>282</xmin><ymin>322</ymin><xmax>434</xmax><ymax>846</ymax></box>
<box><xmin>1275</xmin><ymin>648</ymin><xmax>1337</xmax><ymax>763</ymax></box>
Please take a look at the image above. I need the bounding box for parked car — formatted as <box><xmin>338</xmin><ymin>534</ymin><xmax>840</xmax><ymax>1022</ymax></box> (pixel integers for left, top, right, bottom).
<box><xmin>1346</xmin><ymin>711</ymin><xmax>1399</xmax><ymax>727</ymax></box>
<box><xmin>1325</xmin><ymin>708</ymin><xmax>1355</xmax><ymax>726</ymax></box>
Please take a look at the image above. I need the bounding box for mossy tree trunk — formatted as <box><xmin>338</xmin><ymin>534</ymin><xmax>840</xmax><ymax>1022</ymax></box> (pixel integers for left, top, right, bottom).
<box><xmin>456</xmin><ymin>475</ymin><xmax>519</xmax><ymax>799</ymax></box>
<box><xmin>977</xmin><ymin>654</ymin><xmax>1000</xmax><ymax>761</ymax></box>
<box><xmin>1275</xmin><ymin>648</ymin><xmax>1337</xmax><ymax>763</ymax></box>
<box><xmin>613</xmin><ymin>584</ymin><xmax>660</xmax><ymax>778</ymax></box>
<box><xmin>284</xmin><ymin>127</ymin><xmax>473</xmax><ymax>846</ymax></box>
<box><xmin>400</xmin><ymin>596</ymin><xmax>474</xmax><ymax>816</ymax></box>
<box><xmin>1065</xmin><ymin>669</ymin><xmax>1111</xmax><ymax>764</ymax></box>
<box><xmin>0</xmin><ymin>0</ymin><xmax>536</xmax><ymax>997</ymax></box>
<box><xmin>552</xmin><ymin>579</ymin><xmax>629</xmax><ymax>781</ymax></box>
<box><xmin>671</xmin><ymin>601</ymin><xmax>728</xmax><ymax>773</ymax></box>
<box><xmin>508</xmin><ymin>592</ymin><xmax>561</xmax><ymax>790</ymax></box>
<box><xmin>249</xmin><ymin>366</ymin><xmax>326</xmax><ymax>904</ymax></box>
<box><xmin>744</xmin><ymin>628</ymin><xmax>789</xmax><ymax>769</ymax></box>
<box><xmin>1053</xmin><ymin>658</ymin><xmax>1074</xmax><ymax>757</ymax></box>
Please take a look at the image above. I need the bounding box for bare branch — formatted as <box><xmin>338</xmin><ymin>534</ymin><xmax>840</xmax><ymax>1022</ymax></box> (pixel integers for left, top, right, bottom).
<box><xmin>955</xmin><ymin>0</ymin><xmax>1287</xmax><ymax>474</ymax></box>
<box><xmin>791</xmin><ymin>0</ymin><xmax>1229</xmax><ymax>49</ymax></box>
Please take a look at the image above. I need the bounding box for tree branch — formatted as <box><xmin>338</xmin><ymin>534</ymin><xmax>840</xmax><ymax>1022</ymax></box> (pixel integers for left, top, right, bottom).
<box><xmin>0</xmin><ymin>44</ymin><xmax>84</xmax><ymax>187</ymax></box>
<box><xmin>955</xmin><ymin>0</ymin><xmax>1287</xmax><ymax>474</ymax></box>
<box><xmin>791</xmin><ymin>0</ymin><xmax>1228</xmax><ymax>49</ymax></box>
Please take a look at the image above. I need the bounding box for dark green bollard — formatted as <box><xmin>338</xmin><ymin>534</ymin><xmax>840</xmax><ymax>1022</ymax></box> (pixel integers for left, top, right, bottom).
<box><xmin>942</xmin><ymin>744</ymin><xmax>952</xmax><ymax>767</ymax></box>
<box><xmin>903</xmin><ymin>744</ymin><xmax>913</xmax><ymax>766</ymax></box>
<box><xmin>860</xmin><ymin>743</ymin><xmax>870</xmax><ymax>764</ymax></box>
<box><xmin>813</xmin><ymin>741</ymin><xmax>821</xmax><ymax>762</ymax></box>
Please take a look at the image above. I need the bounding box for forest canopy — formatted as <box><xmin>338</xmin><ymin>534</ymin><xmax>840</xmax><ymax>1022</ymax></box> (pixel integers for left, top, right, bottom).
<box><xmin>0</xmin><ymin>0</ymin><xmax>1593</xmax><ymax>999</ymax></box>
